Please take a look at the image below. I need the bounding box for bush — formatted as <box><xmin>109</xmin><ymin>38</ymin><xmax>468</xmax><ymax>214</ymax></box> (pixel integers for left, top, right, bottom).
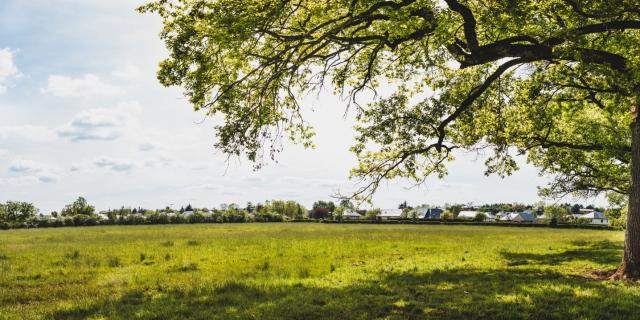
<box><xmin>473</xmin><ymin>213</ymin><xmax>486</xmax><ymax>222</ymax></box>
<box><xmin>169</xmin><ymin>215</ymin><xmax>186</xmax><ymax>224</ymax></box>
<box><xmin>364</xmin><ymin>208</ymin><xmax>381</xmax><ymax>220</ymax></box>
<box><xmin>72</xmin><ymin>215</ymin><xmax>98</xmax><ymax>226</ymax></box>
<box><xmin>187</xmin><ymin>214</ymin><xmax>206</xmax><ymax>224</ymax></box>
<box><xmin>252</xmin><ymin>212</ymin><xmax>284</xmax><ymax>222</ymax></box>
<box><xmin>441</xmin><ymin>211</ymin><xmax>454</xmax><ymax>220</ymax></box>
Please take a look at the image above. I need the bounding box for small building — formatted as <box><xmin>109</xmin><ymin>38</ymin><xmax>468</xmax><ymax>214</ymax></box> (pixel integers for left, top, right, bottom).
<box><xmin>379</xmin><ymin>209</ymin><xmax>404</xmax><ymax>220</ymax></box>
<box><xmin>96</xmin><ymin>212</ymin><xmax>109</xmax><ymax>220</ymax></box>
<box><xmin>483</xmin><ymin>212</ymin><xmax>496</xmax><ymax>222</ymax></box>
<box><xmin>505</xmin><ymin>211</ymin><xmax>536</xmax><ymax>223</ymax></box>
<box><xmin>182</xmin><ymin>210</ymin><xmax>195</xmax><ymax>217</ymax></box>
<box><xmin>573</xmin><ymin>211</ymin><xmax>609</xmax><ymax>225</ymax></box>
<box><xmin>459</xmin><ymin>211</ymin><xmax>494</xmax><ymax>221</ymax></box>
<box><xmin>342</xmin><ymin>210</ymin><xmax>362</xmax><ymax>220</ymax></box>
<box><xmin>495</xmin><ymin>212</ymin><xmax>509</xmax><ymax>220</ymax></box>
<box><xmin>457</xmin><ymin>210</ymin><xmax>479</xmax><ymax>220</ymax></box>
<box><xmin>416</xmin><ymin>207</ymin><xmax>443</xmax><ymax>220</ymax></box>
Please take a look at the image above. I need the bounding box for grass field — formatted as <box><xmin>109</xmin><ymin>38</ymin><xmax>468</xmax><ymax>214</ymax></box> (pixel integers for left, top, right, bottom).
<box><xmin>0</xmin><ymin>224</ymin><xmax>637</xmax><ymax>319</ymax></box>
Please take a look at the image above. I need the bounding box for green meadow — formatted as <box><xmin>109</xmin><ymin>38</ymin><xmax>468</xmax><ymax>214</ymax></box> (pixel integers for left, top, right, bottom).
<box><xmin>0</xmin><ymin>224</ymin><xmax>637</xmax><ymax>319</ymax></box>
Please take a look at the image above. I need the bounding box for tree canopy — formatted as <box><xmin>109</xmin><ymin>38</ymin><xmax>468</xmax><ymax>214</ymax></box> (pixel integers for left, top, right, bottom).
<box><xmin>141</xmin><ymin>0</ymin><xmax>640</xmax><ymax>202</ymax></box>
<box><xmin>61</xmin><ymin>197</ymin><xmax>95</xmax><ymax>217</ymax></box>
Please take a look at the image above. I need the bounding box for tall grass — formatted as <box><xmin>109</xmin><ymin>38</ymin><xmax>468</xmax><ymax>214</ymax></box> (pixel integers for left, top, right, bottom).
<box><xmin>0</xmin><ymin>224</ymin><xmax>635</xmax><ymax>319</ymax></box>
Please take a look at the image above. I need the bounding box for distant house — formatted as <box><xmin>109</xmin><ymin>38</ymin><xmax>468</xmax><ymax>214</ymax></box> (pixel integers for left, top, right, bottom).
<box><xmin>504</xmin><ymin>211</ymin><xmax>536</xmax><ymax>223</ymax></box>
<box><xmin>457</xmin><ymin>210</ymin><xmax>479</xmax><ymax>220</ymax></box>
<box><xmin>379</xmin><ymin>209</ymin><xmax>404</xmax><ymax>220</ymax></box>
<box><xmin>483</xmin><ymin>212</ymin><xmax>496</xmax><ymax>222</ymax></box>
<box><xmin>131</xmin><ymin>210</ymin><xmax>144</xmax><ymax>218</ymax></box>
<box><xmin>342</xmin><ymin>209</ymin><xmax>362</xmax><ymax>220</ymax></box>
<box><xmin>458</xmin><ymin>211</ymin><xmax>495</xmax><ymax>221</ymax></box>
<box><xmin>182</xmin><ymin>210</ymin><xmax>195</xmax><ymax>217</ymax></box>
<box><xmin>416</xmin><ymin>207</ymin><xmax>443</xmax><ymax>220</ymax></box>
<box><xmin>182</xmin><ymin>204</ymin><xmax>195</xmax><ymax>217</ymax></box>
<box><xmin>495</xmin><ymin>212</ymin><xmax>509</xmax><ymax>220</ymax></box>
<box><xmin>572</xmin><ymin>211</ymin><xmax>609</xmax><ymax>225</ymax></box>
<box><xmin>96</xmin><ymin>212</ymin><xmax>109</xmax><ymax>220</ymax></box>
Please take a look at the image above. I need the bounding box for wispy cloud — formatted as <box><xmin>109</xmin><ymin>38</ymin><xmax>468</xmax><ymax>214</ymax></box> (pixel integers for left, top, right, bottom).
<box><xmin>57</xmin><ymin>101</ymin><xmax>141</xmax><ymax>141</ymax></box>
<box><xmin>0</xmin><ymin>48</ymin><xmax>20</xmax><ymax>94</ymax></box>
<box><xmin>138</xmin><ymin>142</ymin><xmax>156</xmax><ymax>152</ymax></box>
<box><xmin>94</xmin><ymin>156</ymin><xmax>134</xmax><ymax>173</ymax></box>
<box><xmin>0</xmin><ymin>125</ymin><xmax>55</xmax><ymax>142</ymax></box>
<box><xmin>41</xmin><ymin>74</ymin><xmax>124</xmax><ymax>97</ymax></box>
<box><xmin>112</xmin><ymin>64</ymin><xmax>141</xmax><ymax>79</ymax></box>
<box><xmin>7</xmin><ymin>159</ymin><xmax>59</xmax><ymax>183</ymax></box>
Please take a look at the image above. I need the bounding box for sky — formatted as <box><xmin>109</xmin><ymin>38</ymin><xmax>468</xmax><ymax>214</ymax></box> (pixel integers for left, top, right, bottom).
<box><xmin>0</xmin><ymin>0</ymin><xmax>590</xmax><ymax>213</ymax></box>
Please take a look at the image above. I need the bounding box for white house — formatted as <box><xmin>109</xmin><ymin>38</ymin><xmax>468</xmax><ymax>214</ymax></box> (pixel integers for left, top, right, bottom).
<box><xmin>483</xmin><ymin>212</ymin><xmax>496</xmax><ymax>222</ymax></box>
<box><xmin>573</xmin><ymin>211</ymin><xmax>609</xmax><ymax>225</ymax></box>
<box><xmin>504</xmin><ymin>211</ymin><xmax>536</xmax><ymax>223</ymax></box>
<box><xmin>457</xmin><ymin>210</ymin><xmax>477</xmax><ymax>219</ymax></box>
<box><xmin>182</xmin><ymin>210</ymin><xmax>195</xmax><ymax>217</ymax></box>
<box><xmin>495</xmin><ymin>212</ymin><xmax>509</xmax><ymax>220</ymax></box>
<box><xmin>416</xmin><ymin>207</ymin><xmax>444</xmax><ymax>220</ymax></box>
<box><xmin>96</xmin><ymin>212</ymin><xmax>109</xmax><ymax>220</ymax></box>
<box><xmin>457</xmin><ymin>210</ymin><xmax>479</xmax><ymax>220</ymax></box>
<box><xmin>379</xmin><ymin>209</ymin><xmax>404</xmax><ymax>220</ymax></box>
<box><xmin>342</xmin><ymin>209</ymin><xmax>362</xmax><ymax>220</ymax></box>
<box><xmin>458</xmin><ymin>211</ymin><xmax>495</xmax><ymax>221</ymax></box>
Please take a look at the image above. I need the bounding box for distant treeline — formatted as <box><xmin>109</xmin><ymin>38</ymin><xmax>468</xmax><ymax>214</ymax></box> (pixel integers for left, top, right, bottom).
<box><xmin>0</xmin><ymin>197</ymin><xmax>623</xmax><ymax>230</ymax></box>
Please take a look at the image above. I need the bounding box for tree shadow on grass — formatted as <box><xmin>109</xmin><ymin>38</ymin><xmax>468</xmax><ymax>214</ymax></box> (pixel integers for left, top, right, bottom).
<box><xmin>50</xmin><ymin>266</ymin><xmax>639</xmax><ymax>320</ymax></box>
<box><xmin>502</xmin><ymin>240</ymin><xmax>623</xmax><ymax>267</ymax></box>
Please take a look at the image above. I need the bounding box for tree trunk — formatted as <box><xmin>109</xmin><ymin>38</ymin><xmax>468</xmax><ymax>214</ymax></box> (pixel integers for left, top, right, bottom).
<box><xmin>612</xmin><ymin>98</ymin><xmax>640</xmax><ymax>280</ymax></box>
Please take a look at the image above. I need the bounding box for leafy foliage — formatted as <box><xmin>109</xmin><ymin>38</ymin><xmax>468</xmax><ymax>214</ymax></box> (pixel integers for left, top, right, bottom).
<box><xmin>61</xmin><ymin>197</ymin><xmax>95</xmax><ymax>217</ymax></box>
<box><xmin>141</xmin><ymin>0</ymin><xmax>640</xmax><ymax>204</ymax></box>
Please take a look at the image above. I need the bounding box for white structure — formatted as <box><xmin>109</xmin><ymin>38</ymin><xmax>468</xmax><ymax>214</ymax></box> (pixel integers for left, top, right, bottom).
<box><xmin>503</xmin><ymin>211</ymin><xmax>536</xmax><ymax>223</ymax></box>
<box><xmin>182</xmin><ymin>210</ymin><xmax>195</xmax><ymax>217</ymax></box>
<box><xmin>416</xmin><ymin>207</ymin><xmax>444</xmax><ymax>219</ymax></box>
<box><xmin>457</xmin><ymin>210</ymin><xmax>480</xmax><ymax>220</ymax></box>
<box><xmin>483</xmin><ymin>212</ymin><xmax>496</xmax><ymax>222</ymax></box>
<box><xmin>495</xmin><ymin>212</ymin><xmax>509</xmax><ymax>220</ymax></box>
<box><xmin>573</xmin><ymin>211</ymin><xmax>609</xmax><ymax>225</ymax></box>
<box><xmin>458</xmin><ymin>211</ymin><xmax>495</xmax><ymax>221</ymax></box>
<box><xmin>379</xmin><ymin>209</ymin><xmax>403</xmax><ymax>220</ymax></box>
<box><xmin>342</xmin><ymin>210</ymin><xmax>362</xmax><ymax>220</ymax></box>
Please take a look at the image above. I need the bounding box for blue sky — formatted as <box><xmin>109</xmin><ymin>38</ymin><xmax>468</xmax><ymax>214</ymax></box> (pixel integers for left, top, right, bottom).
<box><xmin>0</xmin><ymin>0</ymin><xmax>576</xmax><ymax>213</ymax></box>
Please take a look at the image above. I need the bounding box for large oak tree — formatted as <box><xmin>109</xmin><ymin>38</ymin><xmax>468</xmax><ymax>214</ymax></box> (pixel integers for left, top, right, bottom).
<box><xmin>141</xmin><ymin>0</ymin><xmax>640</xmax><ymax>279</ymax></box>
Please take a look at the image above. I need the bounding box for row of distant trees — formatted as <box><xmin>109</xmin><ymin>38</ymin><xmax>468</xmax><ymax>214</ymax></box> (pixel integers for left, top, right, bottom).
<box><xmin>0</xmin><ymin>197</ymin><xmax>623</xmax><ymax>229</ymax></box>
<box><xmin>0</xmin><ymin>197</ymin><xmax>312</xmax><ymax>229</ymax></box>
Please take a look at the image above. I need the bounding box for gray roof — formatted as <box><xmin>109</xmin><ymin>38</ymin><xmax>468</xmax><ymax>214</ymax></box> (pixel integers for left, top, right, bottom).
<box><xmin>342</xmin><ymin>210</ymin><xmax>362</xmax><ymax>217</ymax></box>
<box><xmin>508</xmin><ymin>211</ymin><xmax>535</xmax><ymax>221</ymax></box>
<box><xmin>574</xmin><ymin>211</ymin><xmax>607</xmax><ymax>219</ymax></box>
<box><xmin>379</xmin><ymin>209</ymin><xmax>403</xmax><ymax>217</ymax></box>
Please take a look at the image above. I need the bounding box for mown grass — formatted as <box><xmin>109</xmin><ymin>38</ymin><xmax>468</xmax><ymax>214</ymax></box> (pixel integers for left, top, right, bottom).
<box><xmin>0</xmin><ymin>224</ymin><xmax>636</xmax><ymax>319</ymax></box>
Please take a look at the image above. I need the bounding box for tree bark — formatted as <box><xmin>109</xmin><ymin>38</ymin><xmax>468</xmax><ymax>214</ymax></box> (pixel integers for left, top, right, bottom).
<box><xmin>613</xmin><ymin>98</ymin><xmax>640</xmax><ymax>280</ymax></box>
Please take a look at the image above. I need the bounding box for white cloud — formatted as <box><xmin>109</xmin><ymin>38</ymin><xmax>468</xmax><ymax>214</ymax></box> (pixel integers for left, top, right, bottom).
<box><xmin>41</xmin><ymin>74</ymin><xmax>124</xmax><ymax>97</ymax></box>
<box><xmin>94</xmin><ymin>156</ymin><xmax>134</xmax><ymax>172</ymax></box>
<box><xmin>0</xmin><ymin>148</ymin><xmax>7</xmax><ymax>158</ymax></box>
<box><xmin>112</xmin><ymin>64</ymin><xmax>141</xmax><ymax>79</ymax></box>
<box><xmin>0</xmin><ymin>176</ymin><xmax>41</xmax><ymax>187</ymax></box>
<box><xmin>7</xmin><ymin>159</ymin><xmax>59</xmax><ymax>183</ymax></box>
<box><xmin>138</xmin><ymin>142</ymin><xmax>156</xmax><ymax>152</ymax></box>
<box><xmin>0</xmin><ymin>48</ymin><xmax>20</xmax><ymax>94</ymax></box>
<box><xmin>0</xmin><ymin>125</ymin><xmax>55</xmax><ymax>142</ymax></box>
<box><xmin>57</xmin><ymin>101</ymin><xmax>141</xmax><ymax>141</ymax></box>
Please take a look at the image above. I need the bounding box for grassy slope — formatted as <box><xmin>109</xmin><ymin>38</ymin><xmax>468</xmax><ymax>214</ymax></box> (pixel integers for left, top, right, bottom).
<box><xmin>0</xmin><ymin>224</ymin><xmax>636</xmax><ymax>320</ymax></box>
